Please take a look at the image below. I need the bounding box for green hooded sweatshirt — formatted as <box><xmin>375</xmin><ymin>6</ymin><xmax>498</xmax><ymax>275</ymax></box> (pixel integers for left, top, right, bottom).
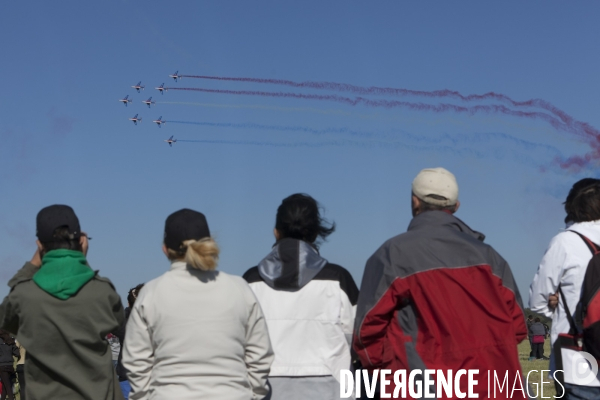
<box><xmin>33</xmin><ymin>249</ymin><xmax>95</xmax><ymax>300</ymax></box>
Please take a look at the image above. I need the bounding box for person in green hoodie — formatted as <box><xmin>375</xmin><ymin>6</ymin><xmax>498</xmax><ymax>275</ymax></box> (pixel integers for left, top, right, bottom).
<box><xmin>0</xmin><ymin>205</ymin><xmax>125</xmax><ymax>400</ymax></box>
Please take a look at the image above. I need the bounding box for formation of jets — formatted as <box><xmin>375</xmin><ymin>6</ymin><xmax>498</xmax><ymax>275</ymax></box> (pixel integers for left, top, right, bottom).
<box><xmin>119</xmin><ymin>72</ymin><xmax>183</xmax><ymax>146</ymax></box>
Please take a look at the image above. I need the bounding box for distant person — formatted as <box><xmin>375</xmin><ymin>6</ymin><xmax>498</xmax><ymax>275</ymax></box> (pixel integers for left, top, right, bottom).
<box><xmin>123</xmin><ymin>209</ymin><xmax>273</xmax><ymax>399</ymax></box>
<box><xmin>353</xmin><ymin>168</ymin><xmax>527</xmax><ymax>398</ymax></box>
<box><xmin>115</xmin><ymin>283</ymin><xmax>144</xmax><ymax>400</ymax></box>
<box><xmin>530</xmin><ymin>318</ymin><xmax>548</xmax><ymax>360</ymax></box>
<box><xmin>14</xmin><ymin>341</ymin><xmax>25</xmax><ymax>400</ymax></box>
<box><xmin>243</xmin><ymin>194</ymin><xmax>359</xmax><ymax>399</ymax></box>
<box><xmin>0</xmin><ymin>205</ymin><xmax>125</xmax><ymax>399</ymax></box>
<box><xmin>526</xmin><ymin>315</ymin><xmax>535</xmax><ymax>358</ymax></box>
<box><xmin>0</xmin><ymin>331</ymin><xmax>18</xmax><ymax>400</ymax></box>
<box><xmin>530</xmin><ymin>178</ymin><xmax>600</xmax><ymax>397</ymax></box>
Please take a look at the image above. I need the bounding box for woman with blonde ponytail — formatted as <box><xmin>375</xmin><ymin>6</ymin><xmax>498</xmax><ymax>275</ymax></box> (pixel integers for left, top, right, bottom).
<box><xmin>123</xmin><ymin>209</ymin><xmax>274</xmax><ymax>400</ymax></box>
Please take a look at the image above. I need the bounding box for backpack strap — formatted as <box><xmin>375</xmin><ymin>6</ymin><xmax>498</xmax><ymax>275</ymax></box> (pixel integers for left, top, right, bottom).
<box><xmin>568</xmin><ymin>230</ymin><xmax>600</xmax><ymax>255</ymax></box>
<box><xmin>558</xmin><ymin>285</ymin><xmax>580</xmax><ymax>335</ymax></box>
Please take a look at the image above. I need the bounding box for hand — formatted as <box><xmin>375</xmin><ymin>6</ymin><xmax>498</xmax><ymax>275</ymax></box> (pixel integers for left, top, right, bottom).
<box><xmin>30</xmin><ymin>247</ymin><xmax>42</xmax><ymax>267</ymax></box>
<box><xmin>548</xmin><ymin>291</ymin><xmax>559</xmax><ymax>310</ymax></box>
<box><xmin>80</xmin><ymin>232</ymin><xmax>90</xmax><ymax>256</ymax></box>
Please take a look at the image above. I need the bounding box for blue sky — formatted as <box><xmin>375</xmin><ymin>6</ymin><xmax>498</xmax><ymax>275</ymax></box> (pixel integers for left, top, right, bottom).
<box><xmin>1</xmin><ymin>1</ymin><xmax>599</xmax><ymax>305</ymax></box>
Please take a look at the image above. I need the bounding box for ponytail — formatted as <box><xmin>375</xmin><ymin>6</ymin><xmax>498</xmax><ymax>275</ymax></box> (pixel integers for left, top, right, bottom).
<box><xmin>182</xmin><ymin>238</ymin><xmax>220</xmax><ymax>271</ymax></box>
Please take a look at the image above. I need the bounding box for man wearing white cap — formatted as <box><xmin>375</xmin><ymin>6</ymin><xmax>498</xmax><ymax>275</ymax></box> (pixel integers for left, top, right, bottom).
<box><xmin>353</xmin><ymin>168</ymin><xmax>527</xmax><ymax>399</ymax></box>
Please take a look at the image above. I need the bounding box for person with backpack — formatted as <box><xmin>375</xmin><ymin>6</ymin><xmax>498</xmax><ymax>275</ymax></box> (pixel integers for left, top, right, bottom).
<box><xmin>530</xmin><ymin>178</ymin><xmax>600</xmax><ymax>398</ymax></box>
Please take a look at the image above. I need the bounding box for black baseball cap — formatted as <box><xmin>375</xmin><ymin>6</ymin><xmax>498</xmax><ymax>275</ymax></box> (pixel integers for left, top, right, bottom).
<box><xmin>36</xmin><ymin>205</ymin><xmax>81</xmax><ymax>242</ymax></box>
<box><xmin>164</xmin><ymin>209</ymin><xmax>210</xmax><ymax>250</ymax></box>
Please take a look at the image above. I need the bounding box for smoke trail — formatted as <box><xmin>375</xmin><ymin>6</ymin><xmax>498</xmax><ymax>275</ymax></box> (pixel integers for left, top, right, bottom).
<box><xmin>167</xmin><ymin>87</ymin><xmax>573</xmax><ymax>135</ymax></box>
<box><xmin>169</xmin><ymin>120</ymin><xmax>377</xmax><ymax>139</ymax></box>
<box><xmin>180</xmin><ymin>76</ymin><xmax>600</xmax><ymax>168</ymax></box>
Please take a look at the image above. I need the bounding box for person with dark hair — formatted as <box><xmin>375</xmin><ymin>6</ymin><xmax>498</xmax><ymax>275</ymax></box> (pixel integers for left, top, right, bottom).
<box><xmin>115</xmin><ymin>283</ymin><xmax>144</xmax><ymax>400</ymax></box>
<box><xmin>123</xmin><ymin>209</ymin><xmax>273</xmax><ymax>399</ymax></box>
<box><xmin>530</xmin><ymin>178</ymin><xmax>600</xmax><ymax>397</ymax></box>
<box><xmin>0</xmin><ymin>205</ymin><xmax>125</xmax><ymax>400</ymax></box>
<box><xmin>354</xmin><ymin>168</ymin><xmax>527</xmax><ymax>398</ymax></box>
<box><xmin>243</xmin><ymin>194</ymin><xmax>359</xmax><ymax>399</ymax></box>
<box><xmin>0</xmin><ymin>331</ymin><xmax>18</xmax><ymax>400</ymax></box>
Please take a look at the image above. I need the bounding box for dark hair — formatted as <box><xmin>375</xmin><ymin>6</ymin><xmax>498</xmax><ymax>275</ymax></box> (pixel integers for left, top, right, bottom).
<box><xmin>534</xmin><ymin>317</ymin><xmax>541</xmax><ymax>323</ymax></box>
<box><xmin>275</xmin><ymin>193</ymin><xmax>335</xmax><ymax>247</ymax></box>
<box><xmin>564</xmin><ymin>179</ymin><xmax>600</xmax><ymax>223</ymax></box>
<box><xmin>40</xmin><ymin>226</ymin><xmax>83</xmax><ymax>257</ymax></box>
<box><xmin>127</xmin><ymin>283</ymin><xmax>145</xmax><ymax>307</ymax></box>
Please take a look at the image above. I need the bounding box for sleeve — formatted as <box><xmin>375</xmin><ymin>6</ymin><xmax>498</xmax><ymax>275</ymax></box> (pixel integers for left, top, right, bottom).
<box><xmin>122</xmin><ymin>298</ymin><xmax>155</xmax><ymax>400</ymax></box>
<box><xmin>352</xmin><ymin>246</ymin><xmax>408</xmax><ymax>370</ymax></box>
<box><xmin>11</xmin><ymin>344</ymin><xmax>19</xmax><ymax>359</ymax></box>
<box><xmin>490</xmin><ymin>249</ymin><xmax>527</xmax><ymax>344</ymax></box>
<box><xmin>244</xmin><ymin>292</ymin><xmax>274</xmax><ymax>400</ymax></box>
<box><xmin>529</xmin><ymin>235</ymin><xmax>566</xmax><ymax>317</ymax></box>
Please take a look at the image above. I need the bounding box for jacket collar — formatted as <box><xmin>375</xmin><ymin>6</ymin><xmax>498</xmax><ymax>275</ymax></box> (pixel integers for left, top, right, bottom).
<box><xmin>407</xmin><ymin>210</ymin><xmax>485</xmax><ymax>242</ymax></box>
<box><xmin>170</xmin><ymin>261</ymin><xmax>187</xmax><ymax>270</ymax></box>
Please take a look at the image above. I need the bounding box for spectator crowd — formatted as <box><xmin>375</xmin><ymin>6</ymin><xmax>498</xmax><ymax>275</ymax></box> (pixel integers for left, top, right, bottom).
<box><xmin>0</xmin><ymin>168</ymin><xmax>599</xmax><ymax>399</ymax></box>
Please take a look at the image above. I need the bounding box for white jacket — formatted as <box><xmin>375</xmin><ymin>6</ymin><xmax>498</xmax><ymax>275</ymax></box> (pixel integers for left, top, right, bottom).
<box><xmin>529</xmin><ymin>220</ymin><xmax>600</xmax><ymax>386</ymax></box>
<box><xmin>243</xmin><ymin>239</ymin><xmax>358</xmax><ymax>398</ymax></box>
<box><xmin>123</xmin><ymin>262</ymin><xmax>274</xmax><ymax>399</ymax></box>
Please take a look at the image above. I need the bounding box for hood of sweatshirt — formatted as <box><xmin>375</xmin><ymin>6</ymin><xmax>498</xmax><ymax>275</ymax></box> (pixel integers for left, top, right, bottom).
<box><xmin>257</xmin><ymin>238</ymin><xmax>327</xmax><ymax>290</ymax></box>
<box><xmin>32</xmin><ymin>249</ymin><xmax>95</xmax><ymax>300</ymax></box>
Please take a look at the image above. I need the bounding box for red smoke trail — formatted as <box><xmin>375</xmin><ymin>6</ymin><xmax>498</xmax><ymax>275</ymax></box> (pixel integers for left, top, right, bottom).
<box><xmin>168</xmin><ymin>86</ymin><xmax>600</xmax><ymax>170</ymax></box>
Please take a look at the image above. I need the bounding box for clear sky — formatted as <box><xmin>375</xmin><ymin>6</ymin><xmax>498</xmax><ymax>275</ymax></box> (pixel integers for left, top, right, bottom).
<box><xmin>1</xmin><ymin>1</ymin><xmax>599</xmax><ymax>305</ymax></box>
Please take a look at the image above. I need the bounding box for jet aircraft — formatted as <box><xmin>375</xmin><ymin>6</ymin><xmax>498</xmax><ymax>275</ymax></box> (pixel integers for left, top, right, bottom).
<box><xmin>142</xmin><ymin>97</ymin><xmax>156</xmax><ymax>108</ymax></box>
<box><xmin>169</xmin><ymin>71</ymin><xmax>181</xmax><ymax>82</ymax></box>
<box><xmin>131</xmin><ymin>81</ymin><xmax>145</xmax><ymax>92</ymax></box>
<box><xmin>155</xmin><ymin>83</ymin><xmax>167</xmax><ymax>94</ymax></box>
<box><xmin>119</xmin><ymin>95</ymin><xmax>132</xmax><ymax>106</ymax></box>
<box><xmin>129</xmin><ymin>114</ymin><xmax>142</xmax><ymax>125</ymax></box>
<box><xmin>164</xmin><ymin>135</ymin><xmax>177</xmax><ymax>147</ymax></box>
<box><xmin>153</xmin><ymin>116</ymin><xmax>166</xmax><ymax>127</ymax></box>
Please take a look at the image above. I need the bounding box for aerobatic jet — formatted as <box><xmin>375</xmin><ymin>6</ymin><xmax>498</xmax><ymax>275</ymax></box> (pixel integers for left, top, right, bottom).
<box><xmin>119</xmin><ymin>95</ymin><xmax>132</xmax><ymax>106</ymax></box>
<box><xmin>164</xmin><ymin>135</ymin><xmax>177</xmax><ymax>147</ymax></box>
<box><xmin>142</xmin><ymin>97</ymin><xmax>156</xmax><ymax>108</ymax></box>
<box><xmin>169</xmin><ymin>71</ymin><xmax>181</xmax><ymax>82</ymax></box>
<box><xmin>155</xmin><ymin>83</ymin><xmax>167</xmax><ymax>94</ymax></box>
<box><xmin>153</xmin><ymin>116</ymin><xmax>166</xmax><ymax>127</ymax></box>
<box><xmin>131</xmin><ymin>81</ymin><xmax>145</xmax><ymax>92</ymax></box>
<box><xmin>129</xmin><ymin>114</ymin><xmax>142</xmax><ymax>125</ymax></box>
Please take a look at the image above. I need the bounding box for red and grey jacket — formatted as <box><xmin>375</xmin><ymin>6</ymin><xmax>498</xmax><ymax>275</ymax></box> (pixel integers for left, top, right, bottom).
<box><xmin>353</xmin><ymin>211</ymin><xmax>527</xmax><ymax>398</ymax></box>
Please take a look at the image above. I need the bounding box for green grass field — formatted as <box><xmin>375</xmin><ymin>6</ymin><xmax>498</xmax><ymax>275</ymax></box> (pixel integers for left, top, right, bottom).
<box><xmin>518</xmin><ymin>339</ymin><xmax>556</xmax><ymax>399</ymax></box>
